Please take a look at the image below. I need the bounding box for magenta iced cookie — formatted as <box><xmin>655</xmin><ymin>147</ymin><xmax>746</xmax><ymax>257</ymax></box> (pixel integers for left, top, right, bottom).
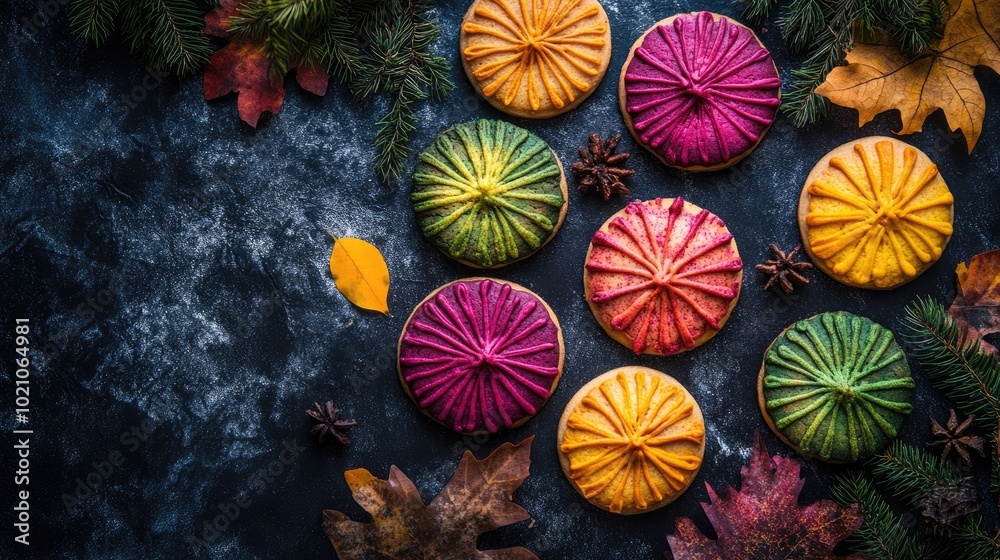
<box><xmin>619</xmin><ymin>12</ymin><xmax>780</xmax><ymax>171</ymax></box>
<box><xmin>397</xmin><ymin>278</ymin><xmax>564</xmax><ymax>434</ymax></box>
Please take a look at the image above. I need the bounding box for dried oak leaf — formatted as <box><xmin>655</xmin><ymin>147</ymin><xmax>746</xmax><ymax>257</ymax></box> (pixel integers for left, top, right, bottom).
<box><xmin>323</xmin><ymin>437</ymin><xmax>537</xmax><ymax>560</ymax></box>
<box><xmin>815</xmin><ymin>0</ymin><xmax>1000</xmax><ymax>152</ymax></box>
<box><xmin>202</xmin><ymin>0</ymin><xmax>329</xmax><ymax>127</ymax></box>
<box><xmin>949</xmin><ymin>249</ymin><xmax>1000</xmax><ymax>353</ymax></box>
<box><xmin>667</xmin><ymin>433</ymin><xmax>865</xmax><ymax>560</ymax></box>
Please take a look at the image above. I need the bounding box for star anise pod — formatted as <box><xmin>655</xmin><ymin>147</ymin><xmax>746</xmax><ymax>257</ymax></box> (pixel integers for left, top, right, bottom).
<box><xmin>755</xmin><ymin>244</ymin><xmax>814</xmax><ymax>294</ymax></box>
<box><xmin>927</xmin><ymin>409</ymin><xmax>985</xmax><ymax>466</ymax></box>
<box><xmin>571</xmin><ymin>133</ymin><xmax>635</xmax><ymax>200</ymax></box>
<box><xmin>307</xmin><ymin>401</ymin><xmax>357</xmax><ymax>446</ymax></box>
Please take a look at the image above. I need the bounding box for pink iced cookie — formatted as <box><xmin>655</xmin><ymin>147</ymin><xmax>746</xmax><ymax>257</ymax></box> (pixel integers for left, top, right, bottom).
<box><xmin>584</xmin><ymin>198</ymin><xmax>743</xmax><ymax>355</ymax></box>
<box><xmin>398</xmin><ymin>278</ymin><xmax>564</xmax><ymax>434</ymax></box>
<box><xmin>619</xmin><ymin>12</ymin><xmax>780</xmax><ymax>171</ymax></box>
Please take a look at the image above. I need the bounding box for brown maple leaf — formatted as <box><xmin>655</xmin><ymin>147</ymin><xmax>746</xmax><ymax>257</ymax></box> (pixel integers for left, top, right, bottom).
<box><xmin>323</xmin><ymin>437</ymin><xmax>538</xmax><ymax>560</ymax></box>
<box><xmin>202</xmin><ymin>0</ymin><xmax>330</xmax><ymax>127</ymax></box>
<box><xmin>949</xmin><ymin>250</ymin><xmax>1000</xmax><ymax>354</ymax></box>
<box><xmin>667</xmin><ymin>433</ymin><xmax>865</xmax><ymax>560</ymax></box>
<box><xmin>816</xmin><ymin>0</ymin><xmax>1000</xmax><ymax>152</ymax></box>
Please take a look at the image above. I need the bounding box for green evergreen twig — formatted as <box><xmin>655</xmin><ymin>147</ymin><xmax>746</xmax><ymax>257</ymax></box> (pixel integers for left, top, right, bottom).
<box><xmin>903</xmin><ymin>297</ymin><xmax>1000</xmax><ymax>432</ymax></box>
<box><xmin>229</xmin><ymin>0</ymin><xmax>452</xmax><ymax>181</ymax></box>
<box><xmin>735</xmin><ymin>0</ymin><xmax>945</xmax><ymax>127</ymax></box>
<box><xmin>69</xmin><ymin>0</ymin><xmax>212</xmax><ymax>78</ymax></box>
<box><xmin>830</xmin><ymin>470</ymin><xmax>930</xmax><ymax>560</ymax></box>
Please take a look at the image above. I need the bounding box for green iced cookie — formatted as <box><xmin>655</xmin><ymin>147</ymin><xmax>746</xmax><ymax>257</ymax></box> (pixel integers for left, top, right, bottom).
<box><xmin>758</xmin><ymin>312</ymin><xmax>914</xmax><ymax>462</ymax></box>
<box><xmin>411</xmin><ymin>119</ymin><xmax>567</xmax><ymax>268</ymax></box>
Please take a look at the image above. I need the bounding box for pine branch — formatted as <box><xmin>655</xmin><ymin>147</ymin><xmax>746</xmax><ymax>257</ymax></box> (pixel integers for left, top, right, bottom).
<box><xmin>139</xmin><ymin>0</ymin><xmax>214</xmax><ymax>77</ymax></box>
<box><xmin>903</xmin><ymin>297</ymin><xmax>1000</xmax><ymax>432</ymax></box>
<box><xmin>872</xmin><ymin>441</ymin><xmax>965</xmax><ymax>509</ymax></box>
<box><xmin>830</xmin><ymin>470</ymin><xmax>930</xmax><ymax>560</ymax></box>
<box><xmin>738</xmin><ymin>0</ymin><xmax>945</xmax><ymax>126</ymax></box>
<box><xmin>71</xmin><ymin>0</ymin><xmax>212</xmax><ymax>77</ymax></box>
<box><xmin>68</xmin><ymin>0</ymin><xmax>123</xmax><ymax>46</ymax></box>
<box><xmin>950</xmin><ymin>516</ymin><xmax>1000</xmax><ymax>560</ymax></box>
<box><xmin>738</xmin><ymin>0</ymin><xmax>777</xmax><ymax>22</ymax></box>
<box><xmin>227</xmin><ymin>0</ymin><xmax>452</xmax><ymax>180</ymax></box>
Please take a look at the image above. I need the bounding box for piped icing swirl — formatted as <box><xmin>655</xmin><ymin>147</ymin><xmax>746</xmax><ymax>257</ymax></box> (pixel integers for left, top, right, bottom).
<box><xmin>398</xmin><ymin>278</ymin><xmax>562</xmax><ymax>434</ymax></box>
<box><xmin>412</xmin><ymin>119</ymin><xmax>566</xmax><ymax>268</ymax></box>
<box><xmin>462</xmin><ymin>0</ymin><xmax>610</xmax><ymax>114</ymax></box>
<box><xmin>803</xmin><ymin>138</ymin><xmax>954</xmax><ymax>289</ymax></box>
<box><xmin>761</xmin><ymin>312</ymin><xmax>914</xmax><ymax>462</ymax></box>
<box><xmin>584</xmin><ymin>198</ymin><xmax>742</xmax><ymax>355</ymax></box>
<box><xmin>559</xmin><ymin>367</ymin><xmax>704</xmax><ymax>513</ymax></box>
<box><xmin>622</xmin><ymin>12</ymin><xmax>780</xmax><ymax>168</ymax></box>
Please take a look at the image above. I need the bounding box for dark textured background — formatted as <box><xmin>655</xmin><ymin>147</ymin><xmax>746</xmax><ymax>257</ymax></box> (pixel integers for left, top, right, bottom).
<box><xmin>1</xmin><ymin>0</ymin><xmax>999</xmax><ymax>558</ymax></box>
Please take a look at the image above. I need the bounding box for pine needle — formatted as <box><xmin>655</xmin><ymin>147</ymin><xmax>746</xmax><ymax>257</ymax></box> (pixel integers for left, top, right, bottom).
<box><xmin>737</xmin><ymin>0</ymin><xmax>945</xmax><ymax>126</ymax></box>
<box><xmin>68</xmin><ymin>0</ymin><xmax>122</xmax><ymax>46</ymax></box>
<box><xmin>830</xmin><ymin>470</ymin><xmax>930</xmax><ymax>560</ymax></box>
<box><xmin>872</xmin><ymin>441</ymin><xmax>965</xmax><ymax>509</ymax></box>
<box><xmin>227</xmin><ymin>0</ymin><xmax>453</xmax><ymax>181</ymax></box>
<box><xmin>903</xmin><ymin>297</ymin><xmax>1000</xmax><ymax>432</ymax></box>
<box><xmin>70</xmin><ymin>0</ymin><xmax>212</xmax><ymax>78</ymax></box>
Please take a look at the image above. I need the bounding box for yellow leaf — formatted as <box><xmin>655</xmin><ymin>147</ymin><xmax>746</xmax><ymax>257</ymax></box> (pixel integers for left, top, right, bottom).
<box><xmin>815</xmin><ymin>0</ymin><xmax>1000</xmax><ymax>152</ymax></box>
<box><xmin>328</xmin><ymin>236</ymin><xmax>390</xmax><ymax>315</ymax></box>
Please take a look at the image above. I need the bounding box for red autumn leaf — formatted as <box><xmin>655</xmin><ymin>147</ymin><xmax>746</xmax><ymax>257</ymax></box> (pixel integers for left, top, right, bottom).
<box><xmin>202</xmin><ymin>0</ymin><xmax>330</xmax><ymax>127</ymax></box>
<box><xmin>323</xmin><ymin>437</ymin><xmax>538</xmax><ymax>559</ymax></box>
<box><xmin>949</xmin><ymin>250</ymin><xmax>1000</xmax><ymax>354</ymax></box>
<box><xmin>204</xmin><ymin>0</ymin><xmax>239</xmax><ymax>37</ymax></box>
<box><xmin>295</xmin><ymin>64</ymin><xmax>329</xmax><ymax>96</ymax></box>
<box><xmin>666</xmin><ymin>433</ymin><xmax>865</xmax><ymax>560</ymax></box>
<box><xmin>204</xmin><ymin>38</ymin><xmax>285</xmax><ymax>128</ymax></box>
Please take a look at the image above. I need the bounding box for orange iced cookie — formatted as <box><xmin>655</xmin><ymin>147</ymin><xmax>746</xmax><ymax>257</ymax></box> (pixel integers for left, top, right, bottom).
<box><xmin>460</xmin><ymin>0</ymin><xmax>612</xmax><ymax>118</ymax></box>
<box><xmin>798</xmin><ymin>136</ymin><xmax>954</xmax><ymax>289</ymax></box>
<box><xmin>557</xmin><ymin>366</ymin><xmax>705</xmax><ymax>514</ymax></box>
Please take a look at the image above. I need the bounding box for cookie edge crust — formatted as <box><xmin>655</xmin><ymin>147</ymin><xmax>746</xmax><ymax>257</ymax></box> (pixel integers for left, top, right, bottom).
<box><xmin>796</xmin><ymin>135</ymin><xmax>955</xmax><ymax>290</ymax></box>
<box><xmin>582</xmin><ymin>198</ymin><xmax>743</xmax><ymax>356</ymax></box>
<box><xmin>459</xmin><ymin>0</ymin><xmax>613</xmax><ymax>119</ymax></box>
<box><xmin>556</xmin><ymin>365</ymin><xmax>706</xmax><ymax>514</ymax></box>
<box><xmin>397</xmin><ymin>277</ymin><xmax>565</xmax><ymax>435</ymax></box>
<box><xmin>617</xmin><ymin>12</ymin><xmax>780</xmax><ymax>172</ymax></box>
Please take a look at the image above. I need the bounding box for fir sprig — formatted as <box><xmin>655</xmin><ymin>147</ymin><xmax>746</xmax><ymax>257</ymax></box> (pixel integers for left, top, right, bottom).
<box><xmin>229</xmin><ymin>0</ymin><xmax>453</xmax><ymax>181</ymax></box>
<box><xmin>830</xmin><ymin>470</ymin><xmax>931</xmax><ymax>560</ymax></box>
<box><xmin>736</xmin><ymin>0</ymin><xmax>945</xmax><ymax>126</ymax></box>
<box><xmin>69</xmin><ymin>0</ymin><xmax>213</xmax><ymax>78</ymax></box>
<box><xmin>903</xmin><ymin>297</ymin><xmax>1000</xmax><ymax>433</ymax></box>
<box><xmin>832</xmin><ymin>443</ymin><xmax>999</xmax><ymax>560</ymax></box>
<box><xmin>872</xmin><ymin>441</ymin><xmax>965</xmax><ymax>508</ymax></box>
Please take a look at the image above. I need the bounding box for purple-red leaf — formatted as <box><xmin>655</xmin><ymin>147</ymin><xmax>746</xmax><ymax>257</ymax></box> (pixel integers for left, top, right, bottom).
<box><xmin>667</xmin><ymin>433</ymin><xmax>866</xmax><ymax>560</ymax></box>
<box><xmin>202</xmin><ymin>0</ymin><xmax>331</xmax><ymax>127</ymax></box>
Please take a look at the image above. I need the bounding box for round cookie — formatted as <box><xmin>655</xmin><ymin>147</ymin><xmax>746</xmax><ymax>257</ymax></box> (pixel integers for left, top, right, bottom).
<box><xmin>460</xmin><ymin>0</ymin><xmax>612</xmax><ymax>118</ymax></box>
<box><xmin>798</xmin><ymin>136</ymin><xmax>954</xmax><ymax>290</ymax></box>
<box><xmin>583</xmin><ymin>197</ymin><xmax>743</xmax><ymax>355</ymax></box>
<box><xmin>557</xmin><ymin>366</ymin><xmax>705</xmax><ymax>514</ymax></box>
<box><xmin>412</xmin><ymin>119</ymin><xmax>568</xmax><ymax>268</ymax></box>
<box><xmin>757</xmin><ymin>312</ymin><xmax>915</xmax><ymax>463</ymax></box>
<box><xmin>619</xmin><ymin>11</ymin><xmax>780</xmax><ymax>171</ymax></box>
<box><xmin>398</xmin><ymin>277</ymin><xmax>564</xmax><ymax>435</ymax></box>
